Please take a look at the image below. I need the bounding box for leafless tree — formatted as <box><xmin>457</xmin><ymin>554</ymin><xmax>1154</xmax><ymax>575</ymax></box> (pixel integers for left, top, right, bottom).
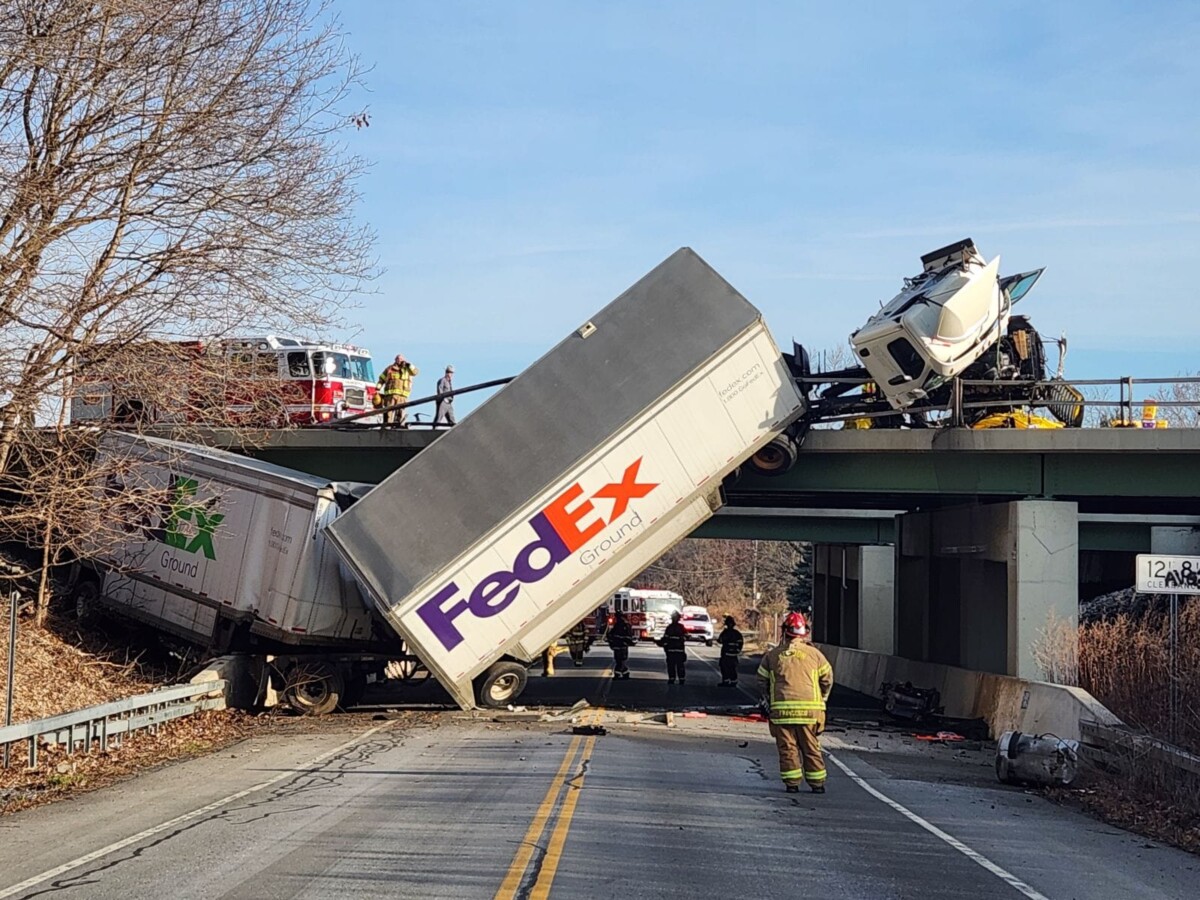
<box><xmin>636</xmin><ymin>538</ymin><xmax>808</xmax><ymax>636</ymax></box>
<box><xmin>0</xmin><ymin>0</ymin><xmax>375</xmax><ymax>622</ymax></box>
<box><xmin>1153</xmin><ymin>376</ymin><xmax>1200</xmax><ymax>428</ymax></box>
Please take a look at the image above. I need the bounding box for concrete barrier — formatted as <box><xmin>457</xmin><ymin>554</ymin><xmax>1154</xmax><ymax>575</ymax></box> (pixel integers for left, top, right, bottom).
<box><xmin>819</xmin><ymin>644</ymin><xmax>1122</xmax><ymax>741</ymax></box>
<box><xmin>190</xmin><ymin>654</ymin><xmax>273</xmax><ymax>710</ymax></box>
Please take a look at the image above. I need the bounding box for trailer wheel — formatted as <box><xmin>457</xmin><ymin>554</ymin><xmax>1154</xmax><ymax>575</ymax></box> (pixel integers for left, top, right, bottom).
<box><xmin>474</xmin><ymin>661</ymin><xmax>528</xmax><ymax>709</ymax></box>
<box><xmin>73</xmin><ymin>579</ymin><xmax>100</xmax><ymax>625</ymax></box>
<box><xmin>283</xmin><ymin>662</ymin><xmax>344</xmax><ymax>716</ymax></box>
<box><xmin>749</xmin><ymin>434</ymin><xmax>798</xmax><ymax>476</ymax></box>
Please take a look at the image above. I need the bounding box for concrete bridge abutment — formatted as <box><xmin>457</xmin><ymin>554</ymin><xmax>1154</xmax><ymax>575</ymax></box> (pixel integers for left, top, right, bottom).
<box><xmin>894</xmin><ymin>500</ymin><xmax>1078</xmax><ymax>680</ymax></box>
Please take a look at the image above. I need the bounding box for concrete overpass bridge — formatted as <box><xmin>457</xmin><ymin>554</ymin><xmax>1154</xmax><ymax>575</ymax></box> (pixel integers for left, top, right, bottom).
<box><xmin>178</xmin><ymin>424</ymin><xmax>1200</xmax><ymax>682</ymax></box>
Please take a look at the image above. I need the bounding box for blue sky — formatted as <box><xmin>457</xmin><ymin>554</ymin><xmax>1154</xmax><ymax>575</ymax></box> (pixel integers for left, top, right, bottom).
<box><xmin>332</xmin><ymin>1</ymin><xmax>1200</xmax><ymax>414</ymax></box>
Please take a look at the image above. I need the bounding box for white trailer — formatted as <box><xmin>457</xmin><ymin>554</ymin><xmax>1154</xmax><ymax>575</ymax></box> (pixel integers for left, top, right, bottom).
<box><xmin>75</xmin><ymin>432</ymin><xmax>396</xmax><ymax>713</ymax></box>
<box><xmin>326</xmin><ymin>248</ymin><xmax>806</xmax><ymax>709</ymax></box>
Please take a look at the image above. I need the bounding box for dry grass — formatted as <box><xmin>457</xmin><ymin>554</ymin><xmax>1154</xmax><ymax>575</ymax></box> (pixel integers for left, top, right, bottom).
<box><xmin>0</xmin><ymin>598</ymin><xmax>255</xmax><ymax>814</ymax></box>
<box><xmin>0</xmin><ymin>602</ymin><xmax>163</xmax><ymax>724</ymax></box>
<box><xmin>1077</xmin><ymin>600</ymin><xmax>1200</xmax><ymax>755</ymax></box>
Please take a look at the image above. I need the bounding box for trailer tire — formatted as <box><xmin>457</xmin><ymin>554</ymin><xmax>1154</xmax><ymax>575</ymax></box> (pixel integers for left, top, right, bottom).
<box><xmin>475</xmin><ymin>661</ymin><xmax>528</xmax><ymax>709</ymax></box>
<box><xmin>748</xmin><ymin>434</ymin><xmax>798</xmax><ymax>476</ymax></box>
<box><xmin>282</xmin><ymin>662</ymin><xmax>344</xmax><ymax>716</ymax></box>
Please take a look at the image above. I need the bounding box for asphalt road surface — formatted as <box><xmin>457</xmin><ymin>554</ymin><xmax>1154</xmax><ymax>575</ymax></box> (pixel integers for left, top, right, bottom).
<box><xmin>1</xmin><ymin>644</ymin><xmax>1196</xmax><ymax>899</ymax></box>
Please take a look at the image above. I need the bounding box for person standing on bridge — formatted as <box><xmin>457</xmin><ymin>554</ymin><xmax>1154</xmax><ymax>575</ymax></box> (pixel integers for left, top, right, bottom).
<box><xmin>378</xmin><ymin>353</ymin><xmax>418</xmax><ymax>427</ymax></box>
<box><xmin>607</xmin><ymin>612</ymin><xmax>634</xmax><ymax>679</ymax></box>
<box><xmin>657</xmin><ymin>611</ymin><xmax>688</xmax><ymax>684</ymax></box>
<box><xmin>717</xmin><ymin>615</ymin><xmax>744</xmax><ymax>687</ymax></box>
<box><xmin>757</xmin><ymin>612</ymin><xmax>833</xmax><ymax>794</ymax></box>
<box><xmin>435</xmin><ymin>364</ymin><xmax>457</xmax><ymax>426</ymax></box>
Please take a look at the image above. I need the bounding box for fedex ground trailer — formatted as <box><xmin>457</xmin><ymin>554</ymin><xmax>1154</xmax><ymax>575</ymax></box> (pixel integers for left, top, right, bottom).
<box><xmin>74</xmin><ymin>248</ymin><xmax>805</xmax><ymax>711</ymax></box>
<box><xmin>73</xmin><ymin>431</ymin><xmax>401</xmax><ymax>713</ymax></box>
<box><xmin>326</xmin><ymin>248</ymin><xmax>805</xmax><ymax>709</ymax></box>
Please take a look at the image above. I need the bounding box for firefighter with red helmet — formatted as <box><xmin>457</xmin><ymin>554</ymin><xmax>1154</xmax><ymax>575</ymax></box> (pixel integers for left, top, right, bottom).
<box><xmin>757</xmin><ymin>611</ymin><xmax>833</xmax><ymax>793</ymax></box>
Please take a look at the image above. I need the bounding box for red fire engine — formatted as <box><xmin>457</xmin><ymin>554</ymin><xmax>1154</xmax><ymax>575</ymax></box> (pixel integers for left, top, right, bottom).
<box><xmin>69</xmin><ymin>335</ymin><xmax>378</xmax><ymax>426</ymax></box>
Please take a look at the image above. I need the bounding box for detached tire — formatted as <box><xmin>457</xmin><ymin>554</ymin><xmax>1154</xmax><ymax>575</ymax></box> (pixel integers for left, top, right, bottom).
<box><xmin>475</xmin><ymin>661</ymin><xmax>529</xmax><ymax>709</ymax></box>
<box><xmin>283</xmin><ymin>661</ymin><xmax>344</xmax><ymax>716</ymax></box>
<box><xmin>749</xmin><ymin>434</ymin><xmax>798</xmax><ymax>476</ymax></box>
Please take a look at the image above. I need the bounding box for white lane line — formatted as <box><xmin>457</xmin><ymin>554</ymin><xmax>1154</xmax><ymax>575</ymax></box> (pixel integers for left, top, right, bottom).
<box><xmin>827</xmin><ymin>753</ymin><xmax>1051</xmax><ymax>900</ymax></box>
<box><xmin>685</xmin><ymin>644</ymin><xmax>759</xmax><ymax>704</ymax></box>
<box><xmin>0</xmin><ymin>721</ymin><xmax>396</xmax><ymax>900</ymax></box>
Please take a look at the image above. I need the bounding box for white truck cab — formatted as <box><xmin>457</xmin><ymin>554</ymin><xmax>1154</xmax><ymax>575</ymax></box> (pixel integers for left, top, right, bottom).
<box><xmin>850</xmin><ymin>239</ymin><xmax>1042</xmax><ymax>410</ymax></box>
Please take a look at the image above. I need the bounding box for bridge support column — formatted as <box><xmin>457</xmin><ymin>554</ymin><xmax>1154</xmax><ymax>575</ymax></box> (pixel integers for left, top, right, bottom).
<box><xmin>812</xmin><ymin>544</ymin><xmax>895</xmax><ymax>654</ymax></box>
<box><xmin>895</xmin><ymin>500</ymin><xmax>1077</xmax><ymax>680</ymax></box>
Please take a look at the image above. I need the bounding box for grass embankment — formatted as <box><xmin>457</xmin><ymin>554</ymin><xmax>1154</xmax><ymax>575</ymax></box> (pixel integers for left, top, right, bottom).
<box><xmin>0</xmin><ymin>600</ymin><xmax>251</xmax><ymax>814</ymax></box>
<box><xmin>1050</xmin><ymin>600</ymin><xmax>1200</xmax><ymax>854</ymax></box>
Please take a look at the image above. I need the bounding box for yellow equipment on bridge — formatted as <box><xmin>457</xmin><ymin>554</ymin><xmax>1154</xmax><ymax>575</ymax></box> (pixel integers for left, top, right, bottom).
<box><xmin>1103</xmin><ymin>402</ymin><xmax>1169</xmax><ymax>429</ymax></box>
<box><xmin>970</xmin><ymin>410</ymin><xmax>1064</xmax><ymax>430</ymax></box>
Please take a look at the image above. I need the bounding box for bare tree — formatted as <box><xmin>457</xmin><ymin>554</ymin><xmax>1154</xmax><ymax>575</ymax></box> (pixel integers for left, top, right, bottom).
<box><xmin>636</xmin><ymin>538</ymin><xmax>807</xmax><ymax>634</ymax></box>
<box><xmin>1153</xmin><ymin>376</ymin><xmax>1200</xmax><ymax>428</ymax></box>
<box><xmin>0</xmin><ymin>0</ymin><xmax>375</xmax><ymax>622</ymax></box>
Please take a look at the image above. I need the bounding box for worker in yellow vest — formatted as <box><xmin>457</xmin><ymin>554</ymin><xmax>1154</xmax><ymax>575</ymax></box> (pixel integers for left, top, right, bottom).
<box><xmin>378</xmin><ymin>354</ymin><xmax>418</xmax><ymax>426</ymax></box>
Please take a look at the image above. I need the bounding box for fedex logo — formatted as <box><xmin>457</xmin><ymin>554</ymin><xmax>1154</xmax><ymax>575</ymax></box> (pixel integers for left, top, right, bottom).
<box><xmin>417</xmin><ymin>458</ymin><xmax>658</xmax><ymax>651</ymax></box>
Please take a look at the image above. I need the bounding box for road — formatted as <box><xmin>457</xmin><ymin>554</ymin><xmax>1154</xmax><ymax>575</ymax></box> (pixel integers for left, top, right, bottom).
<box><xmin>0</xmin><ymin>644</ymin><xmax>1195</xmax><ymax>899</ymax></box>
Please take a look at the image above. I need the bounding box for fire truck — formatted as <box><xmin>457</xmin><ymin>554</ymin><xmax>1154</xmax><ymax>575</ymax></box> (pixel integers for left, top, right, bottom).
<box><xmin>69</xmin><ymin>335</ymin><xmax>378</xmax><ymax>426</ymax></box>
<box><xmin>589</xmin><ymin>587</ymin><xmax>685</xmax><ymax>643</ymax></box>
<box><xmin>222</xmin><ymin>335</ymin><xmax>377</xmax><ymax>424</ymax></box>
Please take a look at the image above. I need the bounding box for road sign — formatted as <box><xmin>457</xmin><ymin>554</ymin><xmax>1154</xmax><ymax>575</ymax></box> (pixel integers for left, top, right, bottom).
<box><xmin>1136</xmin><ymin>554</ymin><xmax>1200</xmax><ymax>595</ymax></box>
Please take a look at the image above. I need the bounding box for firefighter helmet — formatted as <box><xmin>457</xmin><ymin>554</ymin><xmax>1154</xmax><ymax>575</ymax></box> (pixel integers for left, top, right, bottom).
<box><xmin>783</xmin><ymin>611</ymin><xmax>809</xmax><ymax>637</ymax></box>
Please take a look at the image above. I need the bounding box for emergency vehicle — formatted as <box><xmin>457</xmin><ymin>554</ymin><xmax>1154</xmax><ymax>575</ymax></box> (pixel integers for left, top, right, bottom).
<box><xmin>223</xmin><ymin>335</ymin><xmax>377</xmax><ymax>424</ymax></box>
<box><xmin>70</xmin><ymin>335</ymin><xmax>377</xmax><ymax>426</ymax></box>
<box><xmin>590</xmin><ymin>588</ymin><xmax>685</xmax><ymax>643</ymax></box>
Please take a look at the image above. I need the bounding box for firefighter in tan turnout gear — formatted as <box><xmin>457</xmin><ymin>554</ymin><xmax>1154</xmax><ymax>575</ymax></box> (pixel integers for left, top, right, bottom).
<box><xmin>757</xmin><ymin>611</ymin><xmax>833</xmax><ymax>793</ymax></box>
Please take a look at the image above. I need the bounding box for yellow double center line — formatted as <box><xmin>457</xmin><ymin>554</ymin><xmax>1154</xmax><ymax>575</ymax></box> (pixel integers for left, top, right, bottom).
<box><xmin>494</xmin><ymin>681</ymin><xmax>608</xmax><ymax>899</ymax></box>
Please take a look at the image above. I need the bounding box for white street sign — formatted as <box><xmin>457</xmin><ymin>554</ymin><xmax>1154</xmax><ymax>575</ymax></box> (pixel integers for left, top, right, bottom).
<box><xmin>1136</xmin><ymin>554</ymin><xmax>1200</xmax><ymax>595</ymax></box>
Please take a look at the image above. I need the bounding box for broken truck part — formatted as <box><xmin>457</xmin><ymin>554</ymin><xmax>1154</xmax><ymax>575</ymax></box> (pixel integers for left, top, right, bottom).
<box><xmin>788</xmin><ymin>238</ymin><xmax>1085</xmax><ymax>433</ymax></box>
<box><xmin>996</xmin><ymin>730</ymin><xmax>1080</xmax><ymax>787</ymax></box>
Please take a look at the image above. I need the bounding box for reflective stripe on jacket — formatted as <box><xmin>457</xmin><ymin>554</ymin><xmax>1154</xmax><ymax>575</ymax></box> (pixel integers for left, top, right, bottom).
<box><xmin>756</xmin><ymin>638</ymin><xmax>833</xmax><ymax>725</ymax></box>
<box><xmin>718</xmin><ymin>628</ymin><xmax>743</xmax><ymax>658</ymax></box>
<box><xmin>380</xmin><ymin>362</ymin><xmax>418</xmax><ymax>396</ymax></box>
<box><xmin>659</xmin><ymin>622</ymin><xmax>686</xmax><ymax>653</ymax></box>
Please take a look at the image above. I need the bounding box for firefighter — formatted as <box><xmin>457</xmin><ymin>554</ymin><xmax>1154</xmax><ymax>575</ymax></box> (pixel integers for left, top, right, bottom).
<box><xmin>607</xmin><ymin>611</ymin><xmax>634</xmax><ymax>679</ymax></box>
<box><xmin>716</xmin><ymin>615</ymin><xmax>744</xmax><ymax>687</ymax></box>
<box><xmin>757</xmin><ymin>611</ymin><xmax>833</xmax><ymax>794</ymax></box>
<box><xmin>378</xmin><ymin>353</ymin><xmax>418</xmax><ymax>426</ymax></box>
<box><xmin>657</xmin><ymin>611</ymin><xmax>688</xmax><ymax>684</ymax></box>
<box><xmin>566</xmin><ymin>620</ymin><xmax>589</xmax><ymax>667</ymax></box>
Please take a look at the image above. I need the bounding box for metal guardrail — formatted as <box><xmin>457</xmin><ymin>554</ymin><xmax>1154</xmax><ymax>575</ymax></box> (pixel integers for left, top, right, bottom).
<box><xmin>800</xmin><ymin>374</ymin><xmax>1200</xmax><ymax>427</ymax></box>
<box><xmin>1080</xmin><ymin>721</ymin><xmax>1200</xmax><ymax>781</ymax></box>
<box><xmin>0</xmin><ymin>680</ymin><xmax>227</xmax><ymax>769</ymax></box>
<box><xmin>319</xmin><ymin>376</ymin><xmax>515</xmax><ymax>429</ymax></box>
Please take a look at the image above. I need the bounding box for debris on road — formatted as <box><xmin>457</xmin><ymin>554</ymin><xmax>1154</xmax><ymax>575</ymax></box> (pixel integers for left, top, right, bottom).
<box><xmin>996</xmin><ymin>731</ymin><xmax>1079</xmax><ymax>787</ymax></box>
<box><xmin>914</xmin><ymin>731</ymin><xmax>966</xmax><ymax>743</ymax></box>
<box><xmin>881</xmin><ymin>681</ymin><xmax>943</xmax><ymax>722</ymax></box>
<box><xmin>571</xmin><ymin>725</ymin><xmax>607</xmax><ymax>736</ymax></box>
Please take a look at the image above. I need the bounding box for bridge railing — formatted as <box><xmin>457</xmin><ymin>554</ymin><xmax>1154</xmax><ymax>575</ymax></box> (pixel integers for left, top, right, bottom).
<box><xmin>317</xmin><ymin>377</ymin><xmax>515</xmax><ymax>429</ymax></box>
<box><xmin>0</xmin><ymin>681</ymin><xmax>227</xmax><ymax>769</ymax></box>
<box><xmin>797</xmin><ymin>374</ymin><xmax>1200</xmax><ymax>428</ymax></box>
